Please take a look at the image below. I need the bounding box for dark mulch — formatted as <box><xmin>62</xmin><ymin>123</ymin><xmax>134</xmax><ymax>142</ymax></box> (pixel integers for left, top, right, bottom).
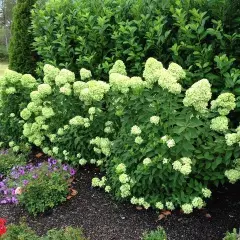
<box><xmin>1</xmin><ymin>152</ymin><xmax>240</xmax><ymax>240</ymax></box>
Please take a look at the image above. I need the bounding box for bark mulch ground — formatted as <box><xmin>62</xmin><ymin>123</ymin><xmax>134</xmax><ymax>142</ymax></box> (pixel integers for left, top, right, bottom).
<box><xmin>1</xmin><ymin>157</ymin><xmax>240</xmax><ymax>240</ymax></box>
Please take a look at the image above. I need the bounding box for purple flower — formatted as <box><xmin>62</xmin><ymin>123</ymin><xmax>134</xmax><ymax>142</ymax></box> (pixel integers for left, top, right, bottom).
<box><xmin>63</xmin><ymin>165</ymin><xmax>68</xmax><ymax>171</ymax></box>
<box><xmin>23</xmin><ymin>180</ymin><xmax>29</xmax><ymax>185</ymax></box>
<box><xmin>70</xmin><ymin>168</ymin><xmax>76</xmax><ymax>176</ymax></box>
<box><xmin>52</xmin><ymin>159</ymin><xmax>57</xmax><ymax>165</ymax></box>
<box><xmin>32</xmin><ymin>174</ymin><xmax>38</xmax><ymax>179</ymax></box>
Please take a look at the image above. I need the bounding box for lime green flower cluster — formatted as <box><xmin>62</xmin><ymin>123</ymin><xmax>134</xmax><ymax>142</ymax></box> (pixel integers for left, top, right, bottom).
<box><xmin>225</xmin><ymin>169</ymin><xmax>240</xmax><ymax>183</ymax></box>
<box><xmin>210</xmin><ymin>116</ymin><xmax>229</xmax><ymax>133</ymax></box>
<box><xmin>109</xmin><ymin>60</ymin><xmax>127</xmax><ymax>76</ymax></box>
<box><xmin>150</xmin><ymin>116</ymin><xmax>160</xmax><ymax>125</ymax></box>
<box><xmin>191</xmin><ymin>197</ymin><xmax>204</xmax><ymax>209</ymax></box>
<box><xmin>92</xmin><ymin>176</ymin><xmax>107</xmax><ymax>188</ymax></box>
<box><xmin>143</xmin><ymin>157</ymin><xmax>151</xmax><ymax>166</ymax></box>
<box><xmin>43</xmin><ymin>64</ymin><xmax>60</xmax><ymax>85</ymax></box>
<box><xmin>73</xmin><ymin>80</ymin><xmax>110</xmax><ymax>104</ymax></box>
<box><xmin>104</xmin><ymin>121</ymin><xmax>114</xmax><ymax>134</ymax></box>
<box><xmin>131</xmin><ymin>197</ymin><xmax>150</xmax><ymax>209</ymax></box>
<box><xmin>172</xmin><ymin>157</ymin><xmax>192</xmax><ymax>175</ymax></box>
<box><xmin>183</xmin><ymin>79</ymin><xmax>212</xmax><ymax>114</ymax></box>
<box><xmin>69</xmin><ymin>116</ymin><xmax>90</xmax><ymax>128</ymax></box>
<box><xmin>211</xmin><ymin>93</ymin><xmax>236</xmax><ymax>115</ymax></box>
<box><xmin>55</xmin><ymin>69</ymin><xmax>75</xmax><ymax>86</ymax></box>
<box><xmin>90</xmin><ymin>137</ymin><xmax>112</xmax><ymax>156</ymax></box>
<box><xmin>158</xmin><ymin>68</ymin><xmax>182</xmax><ymax>94</ymax></box>
<box><xmin>181</xmin><ymin>203</ymin><xmax>193</xmax><ymax>214</ymax></box>
<box><xmin>168</xmin><ymin>62</ymin><xmax>186</xmax><ymax>80</ymax></box>
<box><xmin>143</xmin><ymin>57</ymin><xmax>163</xmax><ymax>85</ymax></box>
<box><xmin>80</xmin><ymin>68</ymin><xmax>92</xmax><ymax>81</ymax></box>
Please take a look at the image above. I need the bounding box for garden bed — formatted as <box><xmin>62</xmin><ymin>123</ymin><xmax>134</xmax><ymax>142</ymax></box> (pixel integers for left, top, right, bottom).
<box><xmin>1</xmin><ymin>152</ymin><xmax>240</xmax><ymax>240</ymax></box>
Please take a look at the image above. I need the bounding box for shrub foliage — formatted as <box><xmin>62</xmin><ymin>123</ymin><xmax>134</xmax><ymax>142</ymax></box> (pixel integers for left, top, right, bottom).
<box><xmin>0</xmin><ymin>58</ymin><xmax>239</xmax><ymax>213</ymax></box>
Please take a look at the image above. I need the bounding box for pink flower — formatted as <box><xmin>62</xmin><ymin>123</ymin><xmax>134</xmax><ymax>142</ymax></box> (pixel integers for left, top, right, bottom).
<box><xmin>15</xmin><ymin>187</ymin><xmax>22</xmax><ymax>195</ymax></box>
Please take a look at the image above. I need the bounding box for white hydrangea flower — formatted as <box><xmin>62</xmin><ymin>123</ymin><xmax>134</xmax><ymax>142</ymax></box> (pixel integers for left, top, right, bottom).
<box><xmin>158</xmin><ymin>68</ymin><xmax>182</xmax><ymax>94</ymax></box>
<box><xmin>80</xmin><ymin>68</ymin><xmax>92</xmax><ymax>81</ymax></box>
<box><xmin>166</xmin><ymin>201</ymin><xmax>175</xmax><ymax>210</ymax></box>
<box><xmin>90</xmin><ymin>159</ymin><xmax>96</xmax><ymax>164</ymax></box>
<box><xmin>42</xmin><ymin>107</ymin><xmax>55</xmax><ymax>118</ymax></box>
<box><xmin>116</xmin><ymin>163</ymin><xmax>126</xmax><ymax>174</ymax></box>
<box><xmin>52</xmin><ymin>147</ymin><xmax>59</xmax><ymax>154</ymax></box>
<box><xmin>135</xmin><ymin>136</ymin><xmax>143</xmax><ymax>145</ymax></box>
<box><xmin>192</xmin><ymin>197</ymin><xmax>204</xmax><ymax>209</ymax></box>
<box><xmin>120</xmin><ymin>184</ymin><xmax>131</xmax><ymax>198</ymax></box>
<box><xmin>210</xmin><ymin>116</ymin><xmax>228</xmax><ymax>133</ymax></box>
<box><xmin>155</xmin><ymin>201</ymin><xmax>164</xmax><ymax>209</ymax></box>
<box><xmin>211</xmin><ymin>93</ymin><xmax>236</xmax><ymax>116</ymax></box>
<box><xmin>161</xmin><ymin>135</ymin><xmax>168</xmax><ymax>142</ymax></box>
<box><xmin>21</xmin><ymin>74</ymin><xmax>37</xmax><ymax>89</ymax></box>
<box><xmin>163</xmin><ymin>158</ymin><xmax>169</xmax><ymax>164</ymax></box>
<box><xmin>225</xmin><ymin>133</ymin><xmax>239</xmax><ymax>146</ymax></box>
<box><xmin>150</xmin><ymin>116</ymin><xmax>160</xmax><ymax>125</ymax></box>
<box><xmin>60</xmin><ymin>83</ymin><xmax>72</xmax><ymax>96</ymax></box>
<box><xmin>166</xmin><ymin>139</ymin><xmax>175</xmax><ymax>148</ymax></box>
<box><xmin>181</xmin><ymin>203</ymin><xmax>193</xmax><ymax>214</ymax></box>
<box><xmin>130</xmin><ymin>196</ymin><xmax>139</xmax><ymax>205</ymax></box>
<box><xmin>202</xmin><ymin>188</ymin><xmax>212</xmax><ymax>198</ymax></box>
<box><xmin>183</xmin><ymin>79</ymin><xmax>212</xmax><ymax>114</ymax></box>
<box><xmin>79</xmin><ymin>158</ymin><xmax>87</xmax><ymax>166</ymax></box>
<box><xmin>109</xmin><ymin>60</ymin><xmax>127</xmax><ymax>76</ymax></box>
<box><xmin>92</xmin><ymin>177</ymin><xmax>100</xmax><ymax>187</ymax></box>
<box><xmin>105</xmin><ymin>185</ymin><xmax>111</xmax><ymax>193</ymax></box>
<box><xmin>20</xmin><ymin>108</ymin><xmax>31</xmax><ymax>120</ymax></box>
<box><xmin>168</xmin><ymin>62</ymin><xmax>186</xmax><ymax>80</ymax></box>
<box><xmin>172</xmin><ymin>160</ymin><xmax>182</xmax><ymax>171</ymax></box>
<box><xmin>143</xmin><ymin>157</ymin><xmax>151</xmax><ymax>166</ymax></box>
<box><xmin>119</xmin><ymin>173</ymin><xmax>130</xmax><ymax>184</ymax></box>
<box><xmin>143</xmin><ymin>58</ymin><xmax>163</xmax><ymax>85</ymax></box>
<box><xmin>131</xmin><ymin>125</ymin><xmax>141</xmax><ymax>135</ymax></box>
<box><xmin>225</xmin><ymin>169</ymin><xmax>240</xmax><ymax>184</ymax></box>
<box><xmin>69</xmin><ymin>116</ymin><xmax>84</xmax><ymax>126</ymax></box>
<box><xmin>38</xmin><ymin>83</ymin><xmax>52</xmax><ymax>97</ymax></box>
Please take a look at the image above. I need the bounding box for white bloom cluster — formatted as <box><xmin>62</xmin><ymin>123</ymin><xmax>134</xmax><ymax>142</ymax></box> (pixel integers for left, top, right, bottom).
<box><xmin>168</xmin><ymin>62</ymin><xmax>186</xmax><ymax>80</ymax></box>
<box><xmin>225</xmin><ymin>133</ymin><xmax>239</xmax><ymax>146</ymax></box>
<box><xmin>38</xmin><ymin>84</ymin><xmax>52</xmax><ymax>97</ymax></box>
<box><xmin>20</xmin><ymin>108</ymin><xmax>32</xmax><ymax>120</ymax></box>
<box><xmin>80</xmin><ymin>68</ymin><xmax>92</xmax><ymax>81</ymax></box>
<box><xmin>115</xmin><ymin>163</ymin><xmax>126</xmax><ymax>174</ymax></box>
<box><xmin>104</xmin><ymin>121</ymin><xmax>114</xmax><ymax>134</ymax></box>
<box><xmin>211</xmin><ymin>93</ymin><xmax>236</xmax><ymax>115</ymax></box>
<box><xmin>135</xmin><ymin>136</ymin><xmax>143</xmax><ymax>145</ymax></box>
<box><xmin>143</xmin><ymin>58</ymin><xmax>163</xmax><ymax>85</ymax></box>
<box><xmin>90</xmin><ymin>137</ymin><xmax>112</xmax><ymax>156</ymax></box>
<box><xmin>79</xmin><ymin>158</ymin><xmax>87</xmax><ymax>166</ymax></box>
<box><xmin>181</xmin><ymin>203</ymin><xmax>193</xmax><ymax>214</ymax></box>
<box><xmin>166</xmin><ymin>201</ymin><xmax>175</xmax><ymax>210</ymax></box>
<box><xmin>130</xmin><ymin>197</ymin><xmax>150</xmax><ymax>209</ymax></box>
<box><xmin>172</xmin><ymin>157</ymin><xmax>192</xmax><ymax>175</ymax></box>
<box><xmin>155</xmin><ymin>201</ymin><xmax>164</xmax><ymax>210</ymax></box>
<box><xmin>192</xmin><ymin>197</ymin><xmax>204</xmax><ymax>209</ymax></box>
<box><xmin>120</xmin><ymin>184</ymin><xmax>131</xmax><ymax>198</ymax></box>
<box><xmin>202</xmin><ymin>188</ymin><xmax>212</xmax><ymax>198</ymax></box>
<box><xmin>161</xmin><ymin>135</ymin><xmax>175</xmax><ymax>148</ymax></box>
<box><xmin>119</xmin><ymin>173</ymin><xmax>130</xmax><ymax>184</ymax></box>
<box><xmin>60</xmin><ymin>83</ymin><xmax>72</xmax><ymax>96</ymax></box>
<box><xmin>183</xmin><ymin>79</ymin><xmax>212</xmax><ymax>114</ymax></box>
<box><xmin>131</xmin><ymin>125</ymin><xmax>141</xmax><ymax>135</ymax></box>
<box><xmin>21</xmin><ymin>74</ymin><xmax>38</xmax><ymax>89</ymax></box>
<box><xmin>109</xmin><ymin>73</ymin><xmax>145</xmax><ymax>94</ymax></box>
<box><xmin>143</xmin><ymin>157</ymin><xmax>151</xmax><ymax>166</ymax></box>
<box><xmin>210</xmin><ymin>116</ymin><xmax>228</xmax><ymax>133</ymax></box>
<box><xmin>150</xmin><ymin>116</ymin><xmax>160</xmax><ymax>125</ymax></box>
<box><xmin>92</xmin><ymin>176</ymin><xmax>107</xmax><ymax>188</ymax></box>
<box><xmin>225</xmin><ymin>169</ymin><xmax>240</xmax><ymax>184</ymax></box>
<box><xmin>73</xmin><ymin>80</ymin><xmax>110</xmax><ymax>104</ymax></box>
<box><xmin>109</xmin><ymin>60</ymin><xmax>127</xmax><ymax>76</ymax></box>
<box><xmin>55</xmin><ymin>69</ymin><xmax>75</xmax><ymax>86</ymax></box>
<box><xmin>69</xmin><ymin>116</ymin><xmax>90</xmax><ymax>128</ymax></box>
<box><xmin>158</xmin><ymin>68</ymin><xmax>182</xmax><ymax>94</ymax></box>
<box><xmin>43</xmin><ymin>64</ymin><xmax>60</xmax><ymax>85</ymax></box>
<box><xmin>42</xmin><ymin>107</ymin><xmax>55</xmax><ymax>118</ymax></box>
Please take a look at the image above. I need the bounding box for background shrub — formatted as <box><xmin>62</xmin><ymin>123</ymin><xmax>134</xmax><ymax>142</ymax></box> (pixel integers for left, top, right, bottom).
<box><xmin>8</xmin><ymin>0</ymin><xmax>37</xmax><ymax>75</ymax></box>
<box><xmin>223</xmin><ymin>229</ymin><xmax>240</xmax><ymax>240</ymax></box>
<box><xmin>31</xmin><ymin>0</ymin><xmax>240</xmax><ymax>109</ymax></box>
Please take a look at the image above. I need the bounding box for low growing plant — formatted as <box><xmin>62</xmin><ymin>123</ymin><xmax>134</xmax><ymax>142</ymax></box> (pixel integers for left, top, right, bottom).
<box><xmin>0</xmin><ymin>149</ymin><xmax>27</xmax><ymax>176</ymax></box>
<box><xmin>142</xmin><ymin>227</ymin><xmax>167</xmax><ymax>240</ymax></box>
<box><xmin>223</xmin><ymin>229</ymin><xmax>240</xmax><ymax>240</ymax></box>
<box><xmin>0</xmin><ymin>159</ymin><xmax>76</xmax><ymax>215</ymax></box>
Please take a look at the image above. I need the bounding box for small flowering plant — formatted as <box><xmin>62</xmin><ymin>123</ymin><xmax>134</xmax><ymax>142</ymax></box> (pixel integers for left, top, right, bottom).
<box><xmin>0</xmin><ymin>158</ymin><xmax>76</xmax><ymax>215</ymax></box>
<box><xmin>0</xmin><ymin>218</ymin><xmax>7</xmax><ymax>236</ymax></box>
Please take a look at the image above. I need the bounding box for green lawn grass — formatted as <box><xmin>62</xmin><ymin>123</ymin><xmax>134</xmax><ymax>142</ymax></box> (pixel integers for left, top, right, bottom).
<box><xmin>0</xmin><ymin>62</ymin><xmax>8</xmax><ymax>77</ymax></box>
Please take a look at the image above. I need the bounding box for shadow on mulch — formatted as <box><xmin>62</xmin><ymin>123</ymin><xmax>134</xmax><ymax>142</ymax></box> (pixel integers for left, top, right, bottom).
<box><xmin>1</xmin><ymin>152</ymin><xmax>240</xmax><ymax>240</ymax></box>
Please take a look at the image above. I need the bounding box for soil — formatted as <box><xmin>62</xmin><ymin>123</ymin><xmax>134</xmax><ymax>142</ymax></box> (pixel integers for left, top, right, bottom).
<box><xmin>1</xmin><ymin>152</ymin><xmax>240</xmax><ymax>240</ymax></box>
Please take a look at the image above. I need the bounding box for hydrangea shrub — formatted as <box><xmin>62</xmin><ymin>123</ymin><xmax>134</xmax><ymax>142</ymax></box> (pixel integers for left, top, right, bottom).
<box><xmin>91</xmin><ymin>58</ymin><xmax>239</xmax><ymax>213</ymax></box>
<box><xmin>1</xmin><ymin>57</ymin><xmax>240</xmax><ymax>214</ymax></box>
<box><xmin>0</xmin><ymin>70</ymin><xmax>37</xmax><ymax>151</ymax></box>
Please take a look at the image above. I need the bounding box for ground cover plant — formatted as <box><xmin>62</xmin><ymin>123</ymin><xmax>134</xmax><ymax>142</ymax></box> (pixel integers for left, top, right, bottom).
<box><xmin>142</xmin><ymin>227</ymin><xmax>167</xmax><ymax>240</ymax></box>
<box><xmin>0</xmin><ymin>221</ymin><xmax>86</xmax><ymax>240</ymax></box>
<box><xmin>0</xmin><ymin>158</ymin><xmax>76</xmax><ymax>215</ymax></box>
